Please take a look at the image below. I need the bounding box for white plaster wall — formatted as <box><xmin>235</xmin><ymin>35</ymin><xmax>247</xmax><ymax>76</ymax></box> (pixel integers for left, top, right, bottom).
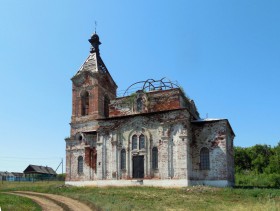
<box><xmin>66</xmin><ymin>110</ymin><xmax>234</xmax><ymax>187</ymax></box>
<box><xmin>98</xmin><ymin>111</ymin><xmax>191</xmax><ymax>180</ymax></box>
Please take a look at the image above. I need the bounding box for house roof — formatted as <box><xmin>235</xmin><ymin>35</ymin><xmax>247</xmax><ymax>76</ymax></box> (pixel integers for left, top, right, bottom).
<box><xmin>23</xmin><ymin>165</ymin><xmax>56</xmax><ymax>175</ymax></box>
<box><xmin>0</xmin><ymin>171</ymin><xmax>14</xmax><ymax>177</ymax></box>
<box><xmin>11</xmin><ymin>172</ymin><xmax>24</xmax><ymax>177</ymax></box>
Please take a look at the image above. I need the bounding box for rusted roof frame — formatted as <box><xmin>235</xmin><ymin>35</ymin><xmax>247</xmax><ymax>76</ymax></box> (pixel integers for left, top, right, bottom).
<box><xmin>123</xmin><ymin>77</ymin><xmax>179</xmax><ymax>96</ymax></box>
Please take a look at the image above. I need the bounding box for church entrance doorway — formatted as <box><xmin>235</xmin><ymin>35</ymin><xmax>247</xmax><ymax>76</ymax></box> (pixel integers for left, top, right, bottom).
<box><xmin>132</xmin><ymin>155</ymin><xmax>144</xmax><ymax>178</ymax></box>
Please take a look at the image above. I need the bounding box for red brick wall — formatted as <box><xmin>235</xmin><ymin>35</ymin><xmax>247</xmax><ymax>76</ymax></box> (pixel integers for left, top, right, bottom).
<box><xmin>109</xmin><ymin>89</ymin><xmax>184</xmax><ymax>117</ymax></box>
<box><xmin>71</xmin><ymin>72</ymin><xmax>117</xmax><ymax>128</ymax></box>
<box><xmin>85</xmin><ymin>147</ymin><xmax>97</xmax><ymax>171</ymax></box>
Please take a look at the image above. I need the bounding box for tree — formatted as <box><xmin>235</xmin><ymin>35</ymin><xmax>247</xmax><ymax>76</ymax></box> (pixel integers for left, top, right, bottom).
<box><xmin>234</xmin><ymin>146</ymin><xmax>251</xmax><ymax>173</ymax></box>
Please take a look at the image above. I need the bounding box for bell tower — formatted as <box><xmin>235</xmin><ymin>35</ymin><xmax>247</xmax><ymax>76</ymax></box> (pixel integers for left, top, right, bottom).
<box><xmin>70</xmin><ymin>33</ymin><xmax>117</xmax><ymax>135</ymax></box>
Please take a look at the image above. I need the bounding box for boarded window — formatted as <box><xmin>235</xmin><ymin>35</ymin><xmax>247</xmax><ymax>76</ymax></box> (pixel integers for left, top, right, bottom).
<box><xmin>121</xmin><ymin>149</ymin><xmax>126</xmax><ymax>170</ymax></box>
<box><xmin>152</xmin><ymin>147</ymin><xmax>158</xmax><ymax>169</ymax></box>
<box><xmin>139</xmin><ymin>134</ymin><xmax>145</xmax><ymax>149</ymax></box>
<box><xmin>104</xmin><ymin>95</ymin><xmax>110</xmax><ymax>118</ymax></box>
<box><xmin>81</xmin><ymin>91</ymin><xmax>89</xmax><ymax>116</ymax></box>
<box><xmin>200</xmin><ymin>147</ymin><xmax>210</xmax><ymax>170</ymax></box>
<box><xmin>91</xmin><ymin>147</ymin><xmax>97</xmax><ymax>172</ymax></box>
<box><xmin>78</xmin><ymin>156</ymin><xmax>83</xmax><ymax>174</ymax></box>
<box><xmin>132</xmin><ymin>135</ymin><xmax>137</xmax><ymax>150</ymax></box>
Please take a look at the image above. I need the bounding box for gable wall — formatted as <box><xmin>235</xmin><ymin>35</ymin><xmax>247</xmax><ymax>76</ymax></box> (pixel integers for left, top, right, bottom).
<box><xmin>190</xmin><ymin>120</ymin><xmax>233</xmax><ymax>181</ymax></box>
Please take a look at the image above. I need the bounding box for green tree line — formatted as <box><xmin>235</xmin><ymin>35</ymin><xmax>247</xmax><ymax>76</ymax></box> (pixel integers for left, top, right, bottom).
<box><xmin>234</xmin><ymin>142</ymin><xmax>280</xmax><ymax>187</ymax></box>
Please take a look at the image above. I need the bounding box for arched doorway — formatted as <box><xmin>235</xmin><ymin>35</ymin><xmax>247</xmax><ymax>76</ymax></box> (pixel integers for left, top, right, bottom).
<box><xmin>132</xmin><ymin>155</ymin><xmax>144</xmax><ymax>178</ymax></box>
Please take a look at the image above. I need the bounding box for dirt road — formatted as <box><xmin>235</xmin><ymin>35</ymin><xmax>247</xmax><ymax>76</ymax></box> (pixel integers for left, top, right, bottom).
<box><xmin>9</xmin><ymin>191</ymin><xmax>93</xmax><ymax>211</ymax></box>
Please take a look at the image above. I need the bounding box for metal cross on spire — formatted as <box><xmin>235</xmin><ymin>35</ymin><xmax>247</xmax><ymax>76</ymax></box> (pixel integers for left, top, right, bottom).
<box><xmin>95</xmin><ymin>21</ymin><xmax>97</xmax><ymax>34</ymax></box>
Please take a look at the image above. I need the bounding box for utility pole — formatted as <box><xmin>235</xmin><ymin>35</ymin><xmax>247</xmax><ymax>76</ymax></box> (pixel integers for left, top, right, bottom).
<box><xmin>62</xmin><ymin>158</ymin><xmax>63</xmax><ymax>174</ymax></box>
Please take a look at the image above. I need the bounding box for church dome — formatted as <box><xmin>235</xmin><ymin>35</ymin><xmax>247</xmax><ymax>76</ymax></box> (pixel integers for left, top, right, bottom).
<box><xmin>89</xmin><ymin>33</ymin><xmax>101</xmax><ymax>46</ymax></box>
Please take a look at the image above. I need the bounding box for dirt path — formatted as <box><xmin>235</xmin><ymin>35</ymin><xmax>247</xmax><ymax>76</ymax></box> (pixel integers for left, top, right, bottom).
<box><xmin>8</xmin><ymin>192</ymin><xmax>63</xmax><ymax>211</ymax></box>
<box><xmin>9</xmin><ymin>191</ymin><xmax>93</xmax><ymax>211</ymax></box>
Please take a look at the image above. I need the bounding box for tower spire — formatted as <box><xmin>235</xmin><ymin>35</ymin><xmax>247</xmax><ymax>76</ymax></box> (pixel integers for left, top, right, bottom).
<box><xmin>95</xmin><ymin>21</ymin><xmax>97</xmax><ymax>34</ymax></box>
<box><xmin>88</xmin><ymin>32</ymin><xmax>101</xmax><ymax>54</ymax></box>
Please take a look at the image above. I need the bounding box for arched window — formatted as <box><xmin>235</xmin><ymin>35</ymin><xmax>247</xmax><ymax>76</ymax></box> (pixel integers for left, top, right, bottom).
<box><xmin>136</xmin><ymin>97</ymin><xmax>143</xmax><ymax>112</ymax></box>
<box><xmin>139</xmin><ymin>134</ymin><xmax>145</xmax><ymax>149</ymax></box>
<box><xmin>81</xmin><ymin>91</ymin><xmax>89</xmax><ymax>116</ymax></box>
<box><xmin>121</xmin><ymin>149</ymin><xmax>126</xmax><ymax>170</ymax></box>
<box><xmin>78</xmin><ymin>156</ymin><xmax>84</xmax><ymax>174</ymax></box>
<box><xmin>132</xmin><ymin>135</ymin><xmax>137</xmax><ymax>150</ymax></box>
<box><xmin>104</xmin><ymin>95</ymin><xmax>110</xmax><ymax>118</ymax></box>
<box><xmin>200</xmin><ymin>147</ymin><xmax>210</xmax><ymax>170</ymax></box>
<box><xmin>152</xmin><ymin>147</ymin><xmax>158</xmax><ymax>169</ymax></box>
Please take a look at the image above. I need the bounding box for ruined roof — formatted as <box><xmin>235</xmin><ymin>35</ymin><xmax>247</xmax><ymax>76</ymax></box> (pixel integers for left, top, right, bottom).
<box><xmin>122</xmin><ymin>77</ymin><xmax>180</xmax><ymax>97</ymax></box>
<box><xmin>23</xmin><ymin>165</ymin><xmax>56</xmax><ymax>175</ymax></box>
<box><xmin>74</xmin><ymin>32</ymin><xmax>104</xmax><ymax>75</ymax></box>
<box><xmin>110</xmin><ymin>86</ymin><xmax>200</xmax><ymax>119</ymax></box>
<box><xmin>192</xmin><ymin>118</ymin><xmax>235</xmax><ymax>136</ymax></box>
<box><xmin>71</xmin><ymin>33</ymin><xmax>117</xmax><ymax>87</ymax></box>
<box><xmin>100</xmin><ymin>107</ymin><xmax>189</xmax><ymax>120</ymax></box>
<box><xmin>192</xmin><ymin>118</ymin><xmax>224</xmax><ymax>122</ymax></box>
<box><xmin>75</xmin><ymin>53</ymin><xmax>108</xmax><ymax>75</ymax></box>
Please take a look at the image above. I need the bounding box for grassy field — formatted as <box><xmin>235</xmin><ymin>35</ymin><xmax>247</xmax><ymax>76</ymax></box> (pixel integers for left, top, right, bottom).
<box><xmin>0</xmin><ymin>181</ymin><xmax>279</xmax><ymax>210</ymax></box>
<box><xmin>0</xmin><ymin>192</ymin><xmax>41</xmax><ymax>211</ymax></box>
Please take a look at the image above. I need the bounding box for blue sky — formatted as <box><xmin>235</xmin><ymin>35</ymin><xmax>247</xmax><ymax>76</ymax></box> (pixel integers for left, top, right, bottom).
<box><xmin>0</xmin><ymin>0</ymin><xmax>279</xmax><ymax>172</ymax></box>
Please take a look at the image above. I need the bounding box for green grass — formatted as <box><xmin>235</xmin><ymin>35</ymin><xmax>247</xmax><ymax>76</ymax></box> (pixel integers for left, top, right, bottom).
<box><xmin>0</xmin><ymin>181</ymin><xmax>280</xmax><ymax>210</ymax></box>
<box><xmin>0</xmin><ymin>192</ymin><xmax>41</xmax><ymax>211</ymax></box>
<box><xmin>235</xmin><ymin>173</ymin><xmax>280</xmax><ymax>187</ymax></box>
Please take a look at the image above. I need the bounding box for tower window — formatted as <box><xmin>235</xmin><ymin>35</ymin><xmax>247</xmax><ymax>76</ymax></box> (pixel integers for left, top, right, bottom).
<box><xmin>200</xmin><ymin>147</ymin><xmax>210</xmax><ymax>170</ymax></box>
<box><xmin>139</xmin><ymin>134</ymin><xmax>145</xmax><ymax>149</ymax></box>
<box><xmin>136</xmin><ymin>97</ymin><xmax>143</xmax><ymax>112</ymax></box>
<box><xmin>132</xmin><ymin>135</ymin><xmax>137</xmax><ymax>150</ymax></box>
<box><xmin>78</xmin><ymin>156</ymin><xmax>84</xmax><ymax>174</ymax></box>
<box><xmin>81</xmin><ymin>91</ymin><xmax>89</xmax><ymax>116</ymax></box>
<box><xmin>121</xmin><ymin>149</ymin><xmax>126</xmax><ymax>170</ymax></box>
<box><xmin>152</xmin><ymin>147</ymin><xmax>158</xmax><ymax>169</ymax></box>
<box><xmin>78</xmin><ymin>134</ymin><xmax>83</xmax><ymax>141</ymax></box>
<box><xmin>104</xmin><ymin>95</ymin><xmax>110</xmax><ymax>118</ymax></box>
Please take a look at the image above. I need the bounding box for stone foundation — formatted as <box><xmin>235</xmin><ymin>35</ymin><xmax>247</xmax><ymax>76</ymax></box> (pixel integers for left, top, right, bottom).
<box><xmin>66</xmin><ymin>179</ymin><xmax>232</xmax><ymax>188</ymax></box>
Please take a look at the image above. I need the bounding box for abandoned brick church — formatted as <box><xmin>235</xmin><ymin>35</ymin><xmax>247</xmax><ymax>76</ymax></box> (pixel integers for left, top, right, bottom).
<box><xmin>65</xmin><ymin>33</ymin><xmax>235</xmax><ymax>187</ymax></box>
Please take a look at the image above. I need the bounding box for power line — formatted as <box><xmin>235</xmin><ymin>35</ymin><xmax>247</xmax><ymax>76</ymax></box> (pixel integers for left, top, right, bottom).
<box><xmin>0</xmin><ymin>156</ymin><xmax>62</xmax><ymax>160</ymax></box>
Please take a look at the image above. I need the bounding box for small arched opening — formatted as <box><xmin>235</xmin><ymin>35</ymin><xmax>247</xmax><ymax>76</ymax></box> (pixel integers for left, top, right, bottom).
<box><xmin>152</xmin><ymin>147</ymin><xmax>158</xmax><ymax>169</ymax></box>
<box><xmin>81</xmin><ymin>91</ymin><xmax>89</xmax><ymax>116</ymax></box>
<box><xmin>78</xmin><ymin>156</ymin><xmax>84</xmax><ymax>174</ymax></box>
<box><xmin>104</xmin><ymin>95</ymin><xmax>110</xmax><ymax>118</ymax></box>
